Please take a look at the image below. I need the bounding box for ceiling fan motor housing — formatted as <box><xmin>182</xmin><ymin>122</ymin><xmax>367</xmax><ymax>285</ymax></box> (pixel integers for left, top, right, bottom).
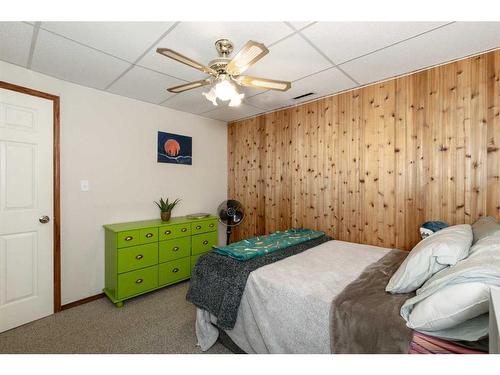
<box><xmin>210</xmin><ymin>39</ymin><xmax>234</xmax><ymax>74</ymax></box>
<box><xmin>215</xmin><ymin>38</ymin><xmax>234</xmax><ymax>57</ymax></box>
<box><xmin>208</xmin><ymin>58</ymin><xmax>230</xmax><ymax>74</ymax></box>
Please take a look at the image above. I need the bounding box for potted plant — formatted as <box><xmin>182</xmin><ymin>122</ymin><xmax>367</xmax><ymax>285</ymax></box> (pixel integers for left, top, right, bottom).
<box><xmin>154</xmin><ymin>197</ymin><xmax>181</xmax><ymax>221</ymax></box>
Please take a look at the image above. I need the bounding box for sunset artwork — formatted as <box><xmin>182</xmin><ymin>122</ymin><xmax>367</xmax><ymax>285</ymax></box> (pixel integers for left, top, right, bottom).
<box><xmin>157</xmin><ymin>131</ymin><xmax>192</xmax><ymax>165</ymax></box>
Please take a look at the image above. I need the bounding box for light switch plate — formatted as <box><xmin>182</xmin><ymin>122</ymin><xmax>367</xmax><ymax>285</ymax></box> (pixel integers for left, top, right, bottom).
<box><xmin>80</xmin><ymin>180</ymin><xmax>89</xmax><ymax>192</ymax></box>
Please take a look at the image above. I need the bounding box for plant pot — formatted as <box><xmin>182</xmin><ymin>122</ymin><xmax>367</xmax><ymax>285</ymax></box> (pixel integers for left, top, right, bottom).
<box><xmin>161</xmin><ymin>211</ymin><xmax>171</xmax><ymax>222</ymax></box>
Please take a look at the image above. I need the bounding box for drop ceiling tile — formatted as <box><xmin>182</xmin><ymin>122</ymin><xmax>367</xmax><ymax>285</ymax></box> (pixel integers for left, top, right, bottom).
<box><xmin>302</xmin><ymin>22</ymin><xmax>448</xmax><ymax>64</ymax></box>
<box><xmin>246</xmin><ymin>67</ymin><xmax>357</xmax><ymax>110</ymax></box>
<box><xmin>341</xmin><ymin>22</ymin><xmax>500</xmax><ymax>86</ymax></box>
<box><xmin>245</xmin><ymin>33</ymin><xmax>332</xmax><ymax>82</ymax></box>
<box><xmin>201</xmin><ymin>102</ymin><xmax>264</xmax><ymax>122</ymax></box>
<box><xmin>31</xmin><ymin>29</ymin><xmax>130</xmax><ymax>89</ymax></box>
<box><xmin>0</xmin><ymin>22</ymin><xmax>34</xmax><ymax>67</ymax></box>
<box><xmin>287</xmin><ymin>22</ymin><xmax>316</xmax><ymax>30</ymax></box>
<box><xmin>137</xmin><ymin>22</ymin><xmax>295</xmax><ymax>81</ymax></box>
<box><xmin>108</xmin><ymin>65</ymin><xmax>184</xmax><ymax>104</ymax></box>
<box><xmin>161</xmin><ymin>86</ymin><xmax>218</xmax><ymax>114</ymax></box>
<box><xmin>40</xmin><ymin>22</ymin><xmax>174</xmax><ymax>62</ymax></box>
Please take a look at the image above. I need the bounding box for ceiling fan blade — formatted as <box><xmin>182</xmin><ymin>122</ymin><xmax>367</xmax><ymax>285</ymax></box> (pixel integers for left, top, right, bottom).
<box><xmin>235</xmin><ymin>76</ymin><xmax>291</xmax><ymax>91</ymax></box>
<box><xmin>167</xmin><ymin>79</ymin><xmax>211</xmax><ymax>93</ymax></box>
<box><xmin>157</xmin><ymin>48</ymin><xmax>217</xmax><ymax>76</ymax></box>
<box><xmin>225</xmin><ymin>41</ymin><xmax>269</xmax><ymax>76</ymax></box>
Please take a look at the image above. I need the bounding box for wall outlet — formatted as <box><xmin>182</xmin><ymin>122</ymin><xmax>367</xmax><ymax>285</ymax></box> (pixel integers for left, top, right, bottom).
<box><xmin>80</xmin><ymin>180</ymin><xmax>90</xmax><ymax>192</ymax></box>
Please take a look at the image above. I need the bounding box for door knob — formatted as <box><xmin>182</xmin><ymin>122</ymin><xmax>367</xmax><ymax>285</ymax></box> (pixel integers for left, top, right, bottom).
<box><xmin>39</xmin><ymin>216</ymin><xmax>50</xmax><ymax>224</ymax></box>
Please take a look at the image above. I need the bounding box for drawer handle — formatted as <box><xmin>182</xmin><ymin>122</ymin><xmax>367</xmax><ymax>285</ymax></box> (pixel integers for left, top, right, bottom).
<box><xmin>135</xmin><ymin>254</ymin><xmax>144</xmax><ymax>260</ymax></box>
<box><xmin>181</xmin><ymin>228</ymin><xmax>187</xmax><ymax>232</ymax></box>
<box><xmin>125</xmin><ymin>236</ymin><xmax>134</xmax><ymax>241</ymax></box>
<box><xmin>172</xmin><ymin>268</ymin><xmax>179</xmax><ymax>273</ymax></box>
<box><xmin>203</xmin><ymin>240</ymin><xmax>209</xmax><ymax>245</ymax></box>
<box><xmin>209</xmin><ymin>223</ymin><xmax>215</xmax><ymax>228</ymax></box>
<box><xmin>172</xmin><ymin>246</ymin><xmax>179</xmax><ymax>252</ymax></box>
<box><xmin>196</xmin><ymin>225</ymin><xmax>202</xmax><ymax>230</ymax></box>
<box><xmin>135</xmin><ymin>278</ymin><xmax>143</xmax><ymax>284</ymax></box>
<box><xmin>164</xmin><ymin>230</ymin><xmax>171</xmax><ymax>235</ymax></box>
<box><xmin>145</xmin><ymin>233</ymin><xmax>154</xmax><ymax>238</ymax></box>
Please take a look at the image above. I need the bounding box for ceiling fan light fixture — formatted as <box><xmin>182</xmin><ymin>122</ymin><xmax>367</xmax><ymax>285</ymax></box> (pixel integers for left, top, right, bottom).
<box><xmin>229</xmin><ymin>93</ymin><xmax>245</xmax><ymax>107</ymax></box>
<box><xmin>202</xmin><ymin>87</ymin><xmax>218</xmax><ymax>106</ymax></box>
<box><xmin>214</xmin><ymin>79</ymin><xmax>238</xmax><ymax>101</ymax></box>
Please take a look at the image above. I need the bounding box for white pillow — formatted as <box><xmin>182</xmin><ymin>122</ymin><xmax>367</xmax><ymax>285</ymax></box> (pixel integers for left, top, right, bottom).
<box><xmin>407</xmin><ymin>282</ymin><xmax>490</xmax><ymax>331</ymax></box>
<box><xmin>471</xmin><ymin>216</ymin><xmax>500</xmax><ymax>244</ymax></box>
<box><xmin>386</xmin><ymin>224</ymin><xmax>472</xmax><ymax>293</ymax></box>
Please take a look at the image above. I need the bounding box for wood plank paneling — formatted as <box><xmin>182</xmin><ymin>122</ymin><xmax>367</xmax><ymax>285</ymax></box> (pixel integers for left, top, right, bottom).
<box><xmin>395</xmin><ymin>77</ymin><xmax>407</xmax><ymax>249</ymax></box>
<box><xmin>228</xmin><ymin>49</ymin><xmax>500</xmax><ymax>250</ymax></box>
<box><xmin>487</xmin><ymin>51</ymin><xmax>500</xmax><ymax>218</ymax></box>
<box><xmin>227</xmin><ymin>116</ymin><xmax>265</xmax><ymax>241</ymax></box>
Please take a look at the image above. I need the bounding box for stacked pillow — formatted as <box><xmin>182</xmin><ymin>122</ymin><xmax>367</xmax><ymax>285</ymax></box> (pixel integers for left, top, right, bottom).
<box><xmin>472</xmin><ymin>216</ymin><xmax>500</xmax><ymax>245</ymax></box>
<box><xmin>406</xmin><ymin>233</ymin><xmax>500</xmax><ymax>336</ymax></box>
<box><xmin>407</xmin><ymin>282</ymin><xmax>490</xmax><ymax>331</ymax></box>
<box><xmin>392</xmin><ymin>217</ymin><xmax>500</xmax><ymax>340</ymax></box>
<box><xmin>386</xmin><ymin>224</ymin><xmax>472</xmax><ymax>294</ymax></box>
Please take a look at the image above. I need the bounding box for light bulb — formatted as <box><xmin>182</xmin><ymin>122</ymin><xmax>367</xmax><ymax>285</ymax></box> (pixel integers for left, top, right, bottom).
<box><xmin>214</xmin><ymin>80</ymin><xmax>237</xmax><ymax>101</ymax></box>
<box><xmin>202</xmin><ymin>87</ymin><xmax>218</xmax><ymax>106</ymax></box>
<box><xmin>229</xmin><ymin>93</ymin><xmax>244</xmax><ymax>107</ymax></box>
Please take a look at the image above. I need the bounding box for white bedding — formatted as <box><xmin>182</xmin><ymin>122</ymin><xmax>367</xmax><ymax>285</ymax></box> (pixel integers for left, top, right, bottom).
<box><xmin>195</xmin><ymin>239</ymin><xmax>391</xmax><ymax>353</ymax></box>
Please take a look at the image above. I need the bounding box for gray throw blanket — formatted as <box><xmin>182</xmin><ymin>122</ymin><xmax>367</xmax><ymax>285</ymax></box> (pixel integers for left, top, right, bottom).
<box><xmin>187</xmin><ymin>235</ymin><xmax>332</xmax><ymax>330</ymax></box>
<box><xmin>330</xmin><ymin>249</ymin><xmax>415</xmax><ymax>353</ymax></box>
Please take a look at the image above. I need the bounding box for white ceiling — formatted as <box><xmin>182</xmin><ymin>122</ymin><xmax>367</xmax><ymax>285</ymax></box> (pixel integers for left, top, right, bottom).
<box><xmin>0</xmin><ymin>21</ymin><xmax>499</xmax><ymax>122</ymax></box>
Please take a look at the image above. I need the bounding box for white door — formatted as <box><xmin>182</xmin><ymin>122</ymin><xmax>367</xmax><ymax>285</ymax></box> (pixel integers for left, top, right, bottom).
<box><xmin>0</xmin><ymin>87</ymin><xmax>54</xmax><ymax>333</ymax></box>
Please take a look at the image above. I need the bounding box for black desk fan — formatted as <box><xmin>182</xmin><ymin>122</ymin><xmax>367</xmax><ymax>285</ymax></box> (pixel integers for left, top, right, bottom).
<box><xmin>217</xmin><ymin>200</ymin><xmax>245</xmax><ymax>245</ymax></box>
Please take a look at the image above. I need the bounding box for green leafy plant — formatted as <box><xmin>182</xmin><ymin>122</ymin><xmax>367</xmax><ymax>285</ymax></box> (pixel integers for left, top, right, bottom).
<box><xmin>154</xmin><ymin>197</ymin><xmax>181</xmax><ymax>212</ymax></box>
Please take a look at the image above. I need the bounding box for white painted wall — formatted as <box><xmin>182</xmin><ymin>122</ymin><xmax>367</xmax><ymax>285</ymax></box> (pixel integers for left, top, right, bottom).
<box><xmin>0</xmin><ymin>61</ymin><xmax>228</xmax><ymax>305</ymax></box>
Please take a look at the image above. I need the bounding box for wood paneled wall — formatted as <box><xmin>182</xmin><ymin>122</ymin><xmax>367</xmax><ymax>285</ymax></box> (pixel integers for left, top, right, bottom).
<box><xmin>228</xmin><ymin>50</ymin><xmax>500</xmax><ymax>250</ymax></box>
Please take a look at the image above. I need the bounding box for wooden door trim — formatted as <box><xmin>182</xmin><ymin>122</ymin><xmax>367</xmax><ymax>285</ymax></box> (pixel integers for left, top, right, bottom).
<box><xmin>0</xmin><ymin>81</ymin><xmax>62</xmax><ymax>313</ymax></box>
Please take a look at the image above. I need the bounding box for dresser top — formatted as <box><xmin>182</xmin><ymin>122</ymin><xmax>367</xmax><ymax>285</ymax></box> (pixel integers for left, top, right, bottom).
<box><xmin>103</xmin><ymin>215</ymin><xmax>218</xmax><ymax>232</ymax></box>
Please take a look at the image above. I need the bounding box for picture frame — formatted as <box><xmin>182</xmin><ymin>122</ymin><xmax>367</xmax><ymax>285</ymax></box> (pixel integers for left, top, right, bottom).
<box><xmin>157</xmin><ymin>131</ymin><xmax>192</xmax><ymax>165</ymax></box>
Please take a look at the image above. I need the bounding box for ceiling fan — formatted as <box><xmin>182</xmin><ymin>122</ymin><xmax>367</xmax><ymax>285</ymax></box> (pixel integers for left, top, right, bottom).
<box><xmin>156</xmin><ymin>39</ymin><xmax>291</xmax><ymax>107</ymax></box>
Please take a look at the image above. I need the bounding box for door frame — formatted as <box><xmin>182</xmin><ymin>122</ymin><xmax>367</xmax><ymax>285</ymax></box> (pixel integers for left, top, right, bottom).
<box><xmin>0</xmin><ymin>81</ymin><xmax>62</xmax><ymax>313</ymax></box>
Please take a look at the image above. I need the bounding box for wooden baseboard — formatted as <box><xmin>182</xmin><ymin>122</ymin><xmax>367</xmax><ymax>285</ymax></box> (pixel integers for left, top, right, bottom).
<box><xmin>60</xmin><ymin>293</ymin><xmax>105</xmax><ymax>311</ymax></box>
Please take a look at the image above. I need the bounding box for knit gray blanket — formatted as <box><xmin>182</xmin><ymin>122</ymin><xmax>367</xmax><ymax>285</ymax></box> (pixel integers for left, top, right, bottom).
<box><xmin>186</xmin><ymin>235</ymin><xmax>332</xmax><ymax>330</ymax></box>
<box><xmin>330</xmin><ymin>249</ymin><xmax>415</xmax><ymax>353</ymax></box>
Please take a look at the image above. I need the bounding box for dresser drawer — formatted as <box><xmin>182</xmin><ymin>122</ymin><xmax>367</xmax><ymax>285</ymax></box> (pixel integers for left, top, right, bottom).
<box><xmin>117</xmin><ymin>266</ymin><xmax>158</xmax><ymax>299</ymax></box>
<box><xmin>159</xmin><ymin>223</ymin><xmax>191</xmax><ymax>241</ymax></box>
<box><xmin>159</xmin><ymin>237</ymin><xmax>191</xmax><ymax>263</ymax></box>
<box><xmin>192</xmin><ymin>231</ymin><xmax>217</xmax><ymax>255</ymax></box>
<box><xmin>158</xmin><ymin>257</ymin><xmax>190</xmax><ymax>286</ymax></box>
<box><xmin>117</xmin><ymin>243</ymin><xmax>158</xmax><ymax>274</ymax></box>
<box><xmin>140</xmin><ymin>227</ymin><xmax>158</xmax><ymax>244</ymax></box>
<box><xmin>117</xmin><ymin>230</ymin><xmax>141</xmax><ymax>248</ymax></box>
<box><xmin>192</xmin><ymin>219</ymin><xmax>217</xmax><ymax>235</ymax></box>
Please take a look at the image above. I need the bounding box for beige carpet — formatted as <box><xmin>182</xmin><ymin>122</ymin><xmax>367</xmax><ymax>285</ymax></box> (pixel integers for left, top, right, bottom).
<box><xmin>0</xmin><ymin>281</ymin><xmax>231</xmax><ymax>354</ymax></box>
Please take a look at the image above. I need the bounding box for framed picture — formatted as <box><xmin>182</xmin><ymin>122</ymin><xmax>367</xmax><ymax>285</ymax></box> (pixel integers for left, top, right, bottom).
<box><xmin>157</xmin><ymin>131</ymin><xmax>192</xmax><ymax>165</ymax></box>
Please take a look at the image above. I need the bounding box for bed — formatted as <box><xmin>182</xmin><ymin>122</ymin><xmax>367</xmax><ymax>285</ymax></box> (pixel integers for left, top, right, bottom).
<box><xmin>197</xmin><ymin>239</ymin><xmax>390</xmax><ymax>353</ymax></box>
<box><xmin>187</xmin><ymin>230</ymin><xmax>496</xmax><ymax>354</ymax></box>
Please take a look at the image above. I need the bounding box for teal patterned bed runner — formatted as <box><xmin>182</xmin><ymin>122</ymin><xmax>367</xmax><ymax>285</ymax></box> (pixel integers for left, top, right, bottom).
<box><xmin>213</xmin><ymin>228</ymin><xmax>325</xmax><ymax>261</ymax></box>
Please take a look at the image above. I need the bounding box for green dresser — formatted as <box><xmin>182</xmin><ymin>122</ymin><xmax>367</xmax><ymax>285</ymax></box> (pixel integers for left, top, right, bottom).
<box><xmin>103</xmin><ymin>216</ymin><xmax>218</xmax><ymax>307</ymax></box>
